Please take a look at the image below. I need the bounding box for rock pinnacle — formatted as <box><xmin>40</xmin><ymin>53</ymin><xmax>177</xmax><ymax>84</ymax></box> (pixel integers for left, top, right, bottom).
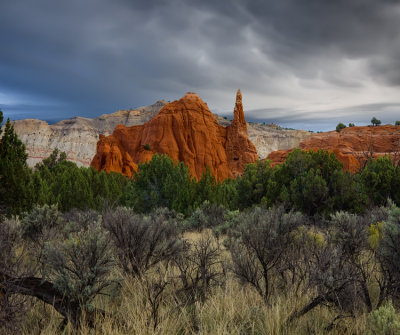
<box><xmin>233</xmin><ymin>89</ymin><xmax>246</xmax><ymax>129</ymax></box>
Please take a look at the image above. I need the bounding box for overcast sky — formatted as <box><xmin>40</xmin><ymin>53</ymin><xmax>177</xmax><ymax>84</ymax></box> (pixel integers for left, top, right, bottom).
<box><xmin>1</xmin><ymin>0</ymin><xmax>400</xmax><ymax>131</ymax></box>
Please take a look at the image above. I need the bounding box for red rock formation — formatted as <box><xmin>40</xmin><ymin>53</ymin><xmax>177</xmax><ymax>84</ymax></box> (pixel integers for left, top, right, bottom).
<box><xmin>91</xmin><ymin>91</ymin><xmax>258</xmax><ymax>180</ymax></box>
<box><xmin>226</xmin><ymin>90</ymin><xmax>259</xmax><ymax>178</ymax></box>
<box><xmin>266</xmin><ymin>125</ymin><xmax>400</xmax><ymax>172</ymax></box>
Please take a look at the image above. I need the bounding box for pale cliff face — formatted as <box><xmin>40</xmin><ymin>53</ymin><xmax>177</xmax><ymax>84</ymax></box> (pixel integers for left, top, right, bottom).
<box><xmin>12</xmin><ymin>118</ymin><xmax>100</xmax><ymax>167</ymax></box>
<box><xmin>9</xmin><ymin>101</ymin><xmax>168</xmax><ymax>167</ymax></box>
<box><xmin>247</xmin><ymin>124</ymin><xmax>310</xmax><ymax>159</ymax></box>
<box><xmin>9</xmin><ymin>99</ymin><xmax>310</xmax><ymax>168</ymax></box>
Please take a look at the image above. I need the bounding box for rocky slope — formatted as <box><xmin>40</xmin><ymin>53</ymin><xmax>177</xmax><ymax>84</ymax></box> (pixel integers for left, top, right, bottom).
<box><xmin>267</xmin><ymin>125</ymin><xmax>400</xmax><ymax>172</ymax></box>
<box><xmin>91</xmin><ymin>91</ymin><xmax>258</xmax><ymax>180</ymax></box>
<box><xmin>10</xmin><ymin>101</ymin><xmax>168</xmax><ymax>167</ymax></box>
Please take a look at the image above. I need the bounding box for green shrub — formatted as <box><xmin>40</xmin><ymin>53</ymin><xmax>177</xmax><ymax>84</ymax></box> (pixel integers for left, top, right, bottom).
<box><xmin>336</xmin><ymin>122</ymin><xmax>347</xmax><ymax>132</ymax></box>
<box><xmin>265</xmin><ymin>149</ymin><xmax>364</xmax><ymax>215</ymax></box>
<box><xmin>184</xmin><ymin>201</ymin><xmax>226</xmax><ymax>231</ymax></box>
<box><xmin>371</xmin><ymin>117</ymin><xmax>382</xmax><ymax>126</ymax></box>
<box><xmin>183</xmin><ymin>200</ymin><xmax>239</xmax><ymax>236</ymax></box>
<box><xmin>213</xmin><ymin>209</ymin><xmax>240</xmax><ymax>237</ymax></box>
<box><xmin>124</xmin><ymin>154</ymin><xmax>193</xmax><ymax>214</ymax></box>
<box><xmin>395</xmin><ymin>121</ymin><xmax>400</xmax><ymax>126</ymax></box>
<box><xmin>235</xmin><ymin>160</ymin><xmax>272</xmax><ymax>209</ymax></box>
<box><xmin>43</xmin><ymin>219</ymin><xmax>116</xmax><ymax>312</ymax></box>
<box><xmin>144</xmin><ymin>143</ymin><xmax>151</xmax><ymax>151</ymax></box>
<box><xmin>368</xmin><ymin>301</ymin><xmax>400</xmax><ymax>335</ymax></box>
<box><xmin>21</xmin><ymin>204</ymin><xmax>62</xmax><ymax>241</ymax></box>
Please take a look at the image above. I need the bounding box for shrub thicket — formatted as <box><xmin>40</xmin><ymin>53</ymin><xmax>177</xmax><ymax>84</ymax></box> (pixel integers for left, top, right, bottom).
<box><xmin>2</xmin><ymin>203</ymin><xmax>400</xmax><ymax>332</ymax></box>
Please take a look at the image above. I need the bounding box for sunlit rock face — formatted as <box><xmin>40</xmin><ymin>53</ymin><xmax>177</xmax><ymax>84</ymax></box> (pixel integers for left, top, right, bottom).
<box><xmin>91</xmin><ymin>91</ymin><xmax>259</xmax><ymax>181</ymax></box>
<box><xmin>267</xmin><ymin>125</ymin><xmax>400</xmax><ymax>172</ymax></box>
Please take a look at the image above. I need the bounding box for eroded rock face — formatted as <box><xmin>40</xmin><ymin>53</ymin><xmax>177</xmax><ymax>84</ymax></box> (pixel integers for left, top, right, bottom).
<box><xmin>267</xmin><ymin>125</ymin><xmax>400</xmax><ymax>172</ymax></box>
<box><xmin>9</xmin><ymin>101</ymin><xmax>168</xmax><ymax>167</ymax></box>
<box><xmin>91</xmin><ymin>91</ymin><xmax>259</xmax><ymax>180</ymax></box>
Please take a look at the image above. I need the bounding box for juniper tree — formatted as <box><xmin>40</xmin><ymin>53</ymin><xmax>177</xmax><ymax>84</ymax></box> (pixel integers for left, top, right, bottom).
<box><xmin>371</xmin><ymin>117</ymin><xmax>382</xmax><ymax>126</ymax></box>
<box><xmin>0</xmin><ymin>111</ymin><xmax>33</xmax><ymax>215</ymax></box>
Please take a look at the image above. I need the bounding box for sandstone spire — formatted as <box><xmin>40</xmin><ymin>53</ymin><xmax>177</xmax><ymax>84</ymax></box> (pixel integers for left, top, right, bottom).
<box><xmin>232</xmin><ymin>89</ymin><xmax>246</xmax><ymax>129</ymax></box>
<box><xmin>225</xmin><ymin>90</ymin><xmax>258</xmax><ymax>178</ymax></box>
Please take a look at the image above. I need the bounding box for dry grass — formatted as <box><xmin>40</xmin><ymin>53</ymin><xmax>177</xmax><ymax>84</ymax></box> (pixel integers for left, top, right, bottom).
<box><xmin>20</xmin><ymin>231</ymin><xmax>369</xmax><ymax>335</ymax></box>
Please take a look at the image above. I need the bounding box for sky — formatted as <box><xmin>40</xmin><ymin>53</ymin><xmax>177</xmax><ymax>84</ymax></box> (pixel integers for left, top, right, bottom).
<box><xmin>1</xmin><ymin>0</ymin><xmax>400</xmax><ymax>131</ymax></box>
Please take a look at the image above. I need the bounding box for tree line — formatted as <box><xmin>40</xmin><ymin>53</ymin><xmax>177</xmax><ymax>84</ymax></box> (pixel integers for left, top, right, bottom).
<box><xmin>1</xmin><ymin>108</ymin><xmax>400</xmax><ymax>217</ymax></box>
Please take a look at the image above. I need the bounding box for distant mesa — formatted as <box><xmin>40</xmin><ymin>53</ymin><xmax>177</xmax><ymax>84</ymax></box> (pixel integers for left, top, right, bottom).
<box><xmin>267</xmin><ymin>125</ymin><xmax>400</xmax><ymax>172</ymax></box>
<box><xmin>91</xmin><ymin>90</ymin><xmax>259</xmax><ymax>180</ymax></box>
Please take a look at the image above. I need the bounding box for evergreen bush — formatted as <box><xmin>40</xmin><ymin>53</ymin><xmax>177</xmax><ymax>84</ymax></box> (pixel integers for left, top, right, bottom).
<box><xmin>368</xmin><ymin>301</ymin><xmax>400</xmax><ymax>335</ymax></box>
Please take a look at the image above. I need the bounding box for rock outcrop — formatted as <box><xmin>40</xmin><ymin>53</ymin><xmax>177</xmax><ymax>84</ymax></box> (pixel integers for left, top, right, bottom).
<box><xmin>9</xmin><ymin>101</ymin><xmax>168</xmax><ymax>167</ymax></box>
<box><xmin>267</xmin><ymin>125</ymin><xmax>400</xmax><ymax>172</ymax></box>
<box><xmin>10</xmin><ymin>98</ymin><xmax>310</xmax><ymax>169</ymax></box>
<box><xmin>213</xmin><ymin>115</ymin><xmax>310</xmax><ymax>159</ymax></box>
<box><xmin>91</xmin><ymin>91</ymin><xmax>259</xmax><ymax>180</ymax></box>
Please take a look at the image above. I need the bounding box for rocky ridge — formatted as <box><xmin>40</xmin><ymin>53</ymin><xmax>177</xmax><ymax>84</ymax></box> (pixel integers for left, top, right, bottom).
<box><xmin>91</xmin><ymin>91</ymin><xmax>259</xmax><ymax>180</ymax></box>
<box><xmin>267</xmin><ymin>125</ymin><xmax>400</xmax><ymax>172</ymax></box>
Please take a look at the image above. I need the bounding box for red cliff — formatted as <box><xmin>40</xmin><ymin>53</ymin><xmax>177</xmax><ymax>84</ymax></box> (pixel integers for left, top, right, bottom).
<box><xmin>266</xmin><ymin>125</ymin><xmax>400</xmax><ymax>172</ymax></box>
<box><xmin>91</xmin><ymin>91</ymin><xmax>258</xmax><ymax>180</ymax></box>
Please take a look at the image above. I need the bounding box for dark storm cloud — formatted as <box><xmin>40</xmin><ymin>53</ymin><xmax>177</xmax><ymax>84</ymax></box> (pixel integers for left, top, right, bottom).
<box><xmin>0</xmin><ymin>0</ymin><xmax>399</xmax><ymax>129</ymax></box>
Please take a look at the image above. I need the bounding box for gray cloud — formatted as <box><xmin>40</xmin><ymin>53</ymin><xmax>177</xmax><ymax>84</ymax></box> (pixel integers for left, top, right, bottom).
<box><xmin>240</xmin><ymin>102</ymin><xmax>400</xmax><ymax>131</ymax></box>
<box><xmin>0</xmin><ymin>0</ymin><xmax>399</xmax><ymax>130</ymax></box>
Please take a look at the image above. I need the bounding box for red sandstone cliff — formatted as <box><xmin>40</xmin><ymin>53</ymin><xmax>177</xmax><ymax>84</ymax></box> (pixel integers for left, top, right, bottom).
<box><xmin>91</xmin><ymin>91</ymin><xmax>258</xmax><ymax>180</ymax></box>
<box><xmin>266</xmin><ymin>125</ymin><xmax>400</xmax><ymax>172</ymax></box>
